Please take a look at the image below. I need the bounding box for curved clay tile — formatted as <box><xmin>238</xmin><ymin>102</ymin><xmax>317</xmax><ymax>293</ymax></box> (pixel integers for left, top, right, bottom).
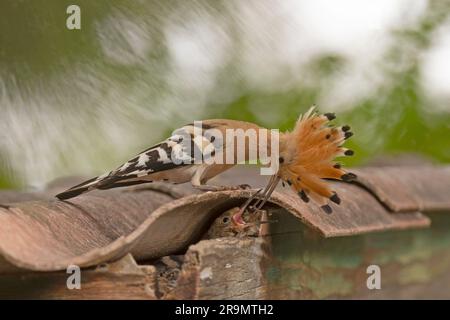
<box><xmin>0</xmin><ymin>166</ymin><xmax>431</xmax><ymax>273</ymax></box>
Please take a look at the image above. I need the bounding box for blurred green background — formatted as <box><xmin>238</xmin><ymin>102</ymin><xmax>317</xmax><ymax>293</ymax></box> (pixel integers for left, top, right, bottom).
<box><xmin>1</xmin><ymin>0</ymin><xmax>450</xmax><ymax>189</ymax></box>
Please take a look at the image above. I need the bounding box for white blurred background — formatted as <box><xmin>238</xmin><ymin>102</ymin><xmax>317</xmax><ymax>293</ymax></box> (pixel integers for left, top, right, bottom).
<box><xmin>0</xmin><ymin>0</ymin><xmax>449</xmax><ymax>188</ymax></box>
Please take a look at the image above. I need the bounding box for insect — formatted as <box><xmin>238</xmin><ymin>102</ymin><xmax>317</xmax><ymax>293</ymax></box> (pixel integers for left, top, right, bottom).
<box><xmin>56</xmin><ymin>107</ymin><xmax>356</xmax><ymax>224</ymax></box>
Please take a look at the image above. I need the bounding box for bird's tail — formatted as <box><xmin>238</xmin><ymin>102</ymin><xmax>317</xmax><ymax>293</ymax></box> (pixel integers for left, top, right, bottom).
<box><xmin>280</xmin><ymin>107</ymin><xmax>356</xmax><ymax>213</ymax></box>
<box><xmin>55</xmin><ymin>172</ymin><xmax>151</xmax><ymax>200</ymax></box>
<box><xmin>55</xmin><ymin>175</ymin><xmax>103</xmax><ymax>200</ymax></box>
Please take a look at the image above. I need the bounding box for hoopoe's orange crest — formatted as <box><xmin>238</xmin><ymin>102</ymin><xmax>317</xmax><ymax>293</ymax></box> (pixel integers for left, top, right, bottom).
<box><xmin>278</xmin><ymin>107</ymin><xmax>356</xmax><ymax>213</ymax></box>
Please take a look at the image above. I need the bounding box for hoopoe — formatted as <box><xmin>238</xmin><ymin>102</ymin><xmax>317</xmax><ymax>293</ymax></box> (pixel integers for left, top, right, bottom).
<box><xmin>56</xmin><ymin>107</ymin><xmax>356</xmax><ymax>224</ymax></box>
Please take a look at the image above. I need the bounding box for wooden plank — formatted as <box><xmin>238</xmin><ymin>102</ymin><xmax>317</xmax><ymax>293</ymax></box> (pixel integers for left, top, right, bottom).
<box><xmin>0</xmin><ymin>254</ymin><xmax>157</xmax><ymax>299</ymax></box>
<box><xmin>168</xmin><ymin>238</ymin><xmax>269</xmax><ymax>300</ymax></box>
<box><xmin>266</xmin><ymin>212</ymin><xmax>450</xmax><ymax>299</ymax></box>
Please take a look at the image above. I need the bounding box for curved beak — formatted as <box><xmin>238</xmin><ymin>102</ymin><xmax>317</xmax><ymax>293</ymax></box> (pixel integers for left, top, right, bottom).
<box><xmin>232</xmin><ymin>188</ymin><xmax>263</xmax><ymax>226</ymax></box>
<box><xmin>231</xmin><ymin>175</ymin><xmax>281</xmax><ymax>226</ymax></box>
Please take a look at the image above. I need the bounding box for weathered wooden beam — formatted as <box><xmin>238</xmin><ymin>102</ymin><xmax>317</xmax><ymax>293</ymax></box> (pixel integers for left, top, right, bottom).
<box><xmin>265</xmin><ymin>211</ymin><xmax>450</xmax><ymax>299</ymax></box>
<box><xmin>0</xmin><ymin>254</ymin><xmax>157</xmax><ymax>299</ymax></box>
<box><xmin>167</xmin><ymin>237</ymin><xmax>269</xmax><ymax>300</ymax></box>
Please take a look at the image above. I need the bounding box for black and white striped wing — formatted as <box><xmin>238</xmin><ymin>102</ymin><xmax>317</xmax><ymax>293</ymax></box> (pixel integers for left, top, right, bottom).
<box><xmin>55</xmin><ymin>125</ymin><xmax>217</xmax><ymax>200</ymax></box>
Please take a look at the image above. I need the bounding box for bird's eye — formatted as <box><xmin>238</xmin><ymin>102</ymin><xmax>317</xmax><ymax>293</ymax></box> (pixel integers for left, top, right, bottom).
<box><xmin>222</xmin><ymin>216</ymin><xmax>230</xmax><ymax>224</ymax></box>
<box><xmin>279</xmin><ymin>157</ymin><xmax>284</xmax><ymax>163</ymax></box>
